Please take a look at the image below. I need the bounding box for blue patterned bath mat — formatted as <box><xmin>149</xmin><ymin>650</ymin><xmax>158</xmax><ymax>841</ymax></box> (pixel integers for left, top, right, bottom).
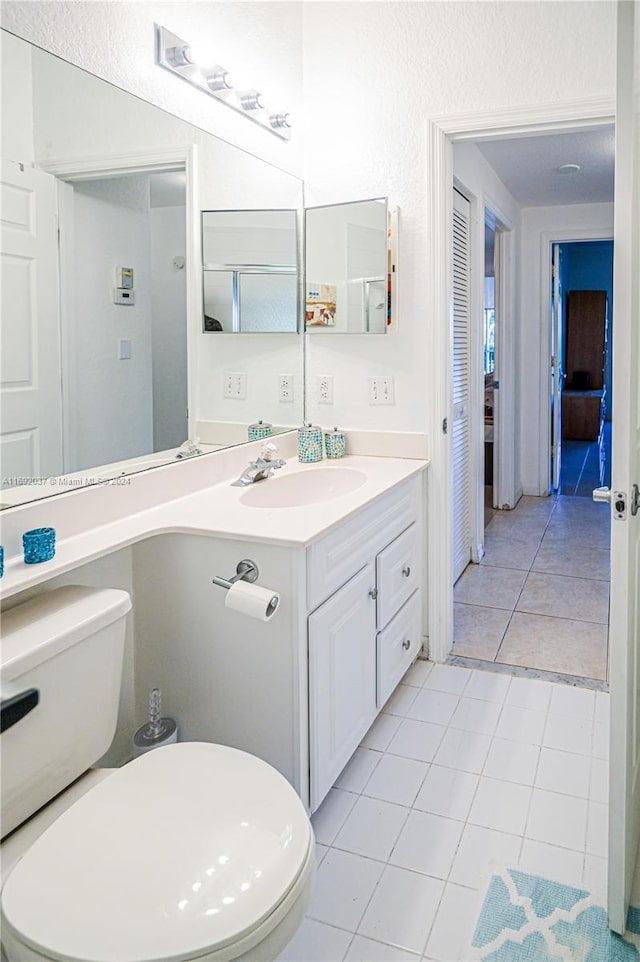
<box><xmin>470</xmin><ymin>868</ymin><xmax>640</xmax><ymax>961</ymax></box>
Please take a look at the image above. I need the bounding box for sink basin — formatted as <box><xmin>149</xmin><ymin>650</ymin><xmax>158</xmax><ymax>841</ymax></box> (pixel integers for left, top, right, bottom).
<box><xmin>239</xmin><ymin>467</ymin><xmax>367</xmax><ymax>508</ymax></box>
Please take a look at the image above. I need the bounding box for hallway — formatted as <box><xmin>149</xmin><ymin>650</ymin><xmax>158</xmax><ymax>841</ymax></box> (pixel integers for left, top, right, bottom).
<box><xmin>452</xmin><ymin>494</ymin><xmax>610</xmax><ymax>682</ymax></box>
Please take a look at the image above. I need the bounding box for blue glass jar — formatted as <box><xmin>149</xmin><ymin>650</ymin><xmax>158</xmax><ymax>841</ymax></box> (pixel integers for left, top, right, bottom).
<box><xmin>248</xmin><ymin>420</ymin><xmax>273</xmax><ymax>441</ymax></box>
<box><xmin>23</xmin><ymin>527</ymin><xmax>56</xmax><ymax>564</ymax></box>
<box><xmin>325</xmin><ymin>428</ymin><xmax>346</xmax><ymax>459</ymax></box>
<box><xmin>297</xmin><ymin>424</ymin><xmax>323</xmax><ymax>463</ymax></box>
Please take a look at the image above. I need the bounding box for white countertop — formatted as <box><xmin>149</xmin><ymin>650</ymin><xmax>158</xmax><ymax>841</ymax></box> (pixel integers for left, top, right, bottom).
<box><xmin>0</xmin><ymin>454</ymin><xmax>428</xmax><ymax>600</ymax></box>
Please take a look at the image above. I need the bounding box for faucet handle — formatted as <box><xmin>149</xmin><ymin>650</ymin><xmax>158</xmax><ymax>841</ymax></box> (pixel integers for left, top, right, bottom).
<box><xmin>260</xmin><ymin>441</ymin><xmax>279</xmax><ymax>462</ymax></box>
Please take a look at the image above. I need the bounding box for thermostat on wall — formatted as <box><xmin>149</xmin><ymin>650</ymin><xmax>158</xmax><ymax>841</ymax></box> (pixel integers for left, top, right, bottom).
<box><xmin>114</xmin><ymin>289</ymin><xmax>135</xmax><ymax>305</ymax></box>
<box><xmin>116</xmin><ymin>266</ymin><xmax>134</xmax><ymax>289</ymax></box>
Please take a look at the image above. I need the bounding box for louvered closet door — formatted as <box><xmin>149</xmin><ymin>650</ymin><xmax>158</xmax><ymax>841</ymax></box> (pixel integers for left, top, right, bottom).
<box><xmin>452</xmin><ymin>189</ymin><xmax>472</xmax><ymax>583</ymax></box>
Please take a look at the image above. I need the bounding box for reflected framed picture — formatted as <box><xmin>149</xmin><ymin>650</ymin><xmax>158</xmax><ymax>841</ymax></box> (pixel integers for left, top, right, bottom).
<box><xmin>305</xmin><ymin>283</ymin><xmax>337</xmax><ymax>326</ymax></box>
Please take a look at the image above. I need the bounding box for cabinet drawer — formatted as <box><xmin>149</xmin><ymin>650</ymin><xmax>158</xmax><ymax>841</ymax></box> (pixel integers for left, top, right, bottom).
<box><xmin>377</xmin><ymin>591</ymin><xmax>421</xmax><ymax>708</ymax></box>
<box><xmin>307</xmin><ymin>476</ymin><xmax>420</xmax><ymax>612</ymax></box>
<box><xmin>376</xmin><ymin>523</ymin><xmax>420</xmax><ymax>628</ymax></box>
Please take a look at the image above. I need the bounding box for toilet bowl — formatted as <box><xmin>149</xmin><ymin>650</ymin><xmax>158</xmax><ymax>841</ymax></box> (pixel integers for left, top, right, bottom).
<box><xmin>0</xmin><ymin>587</ymin><xmax>314</xmax><ymax>962</ymax></box>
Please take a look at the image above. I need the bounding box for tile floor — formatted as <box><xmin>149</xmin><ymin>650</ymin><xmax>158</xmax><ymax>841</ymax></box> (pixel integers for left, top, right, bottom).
<box><xmin>453</xmin><ymin>494</ymin><xmax>611</xmax><ymax>681</ymax></box>
<box><xmin>279</xmin><ymin>661</ymin><xmax>619</xmax><ymax>962</ymax></box>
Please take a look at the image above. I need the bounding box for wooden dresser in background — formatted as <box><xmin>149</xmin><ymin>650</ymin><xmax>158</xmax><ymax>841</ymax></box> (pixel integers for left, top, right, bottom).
<box><xmin>561</xmin><ymin>290</ymin><xmax>608</xmax><ymax>442</ymax></box>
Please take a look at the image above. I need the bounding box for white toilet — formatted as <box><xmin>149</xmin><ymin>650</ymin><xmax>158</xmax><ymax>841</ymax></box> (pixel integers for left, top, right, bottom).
<box><xmin>0</xmin><ymin>585</ymin><xmax>315</xmax><ymax>962</ymax></box>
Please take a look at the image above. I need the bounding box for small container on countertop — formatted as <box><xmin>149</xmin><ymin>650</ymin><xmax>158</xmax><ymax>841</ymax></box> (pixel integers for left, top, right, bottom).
<box><xmin>248</xmin><ymin>420</ymin><xmax>273</xmax><ymax>441</ymax></box>
<box><xmin>324</xmin><ymin>427</ymin><xmax>346</xmax><ymax>459</ymax></box>
<box><xmin>22</xmin><ymin>527</ymin><xmax>56</xmax><ymax>564</ymax></box>
<box><xmin>297</xmin><ymin>424</ymin><xmax>323</xmax><ymax>463</ymax></box>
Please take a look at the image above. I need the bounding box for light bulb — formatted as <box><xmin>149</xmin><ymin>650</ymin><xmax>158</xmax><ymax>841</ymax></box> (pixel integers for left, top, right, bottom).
<box><xmin>205</xmin><ymin>69</ymin><xmax>233</xmax><ymax>92</ymax></box>
<box><xmin>183</xmin><ymin>42</ymin><xmax>218</xmax><ymax>69</ymax></box>
<box><xmin>270</xmin><ymin>112</ymin><xmax>292</xmax><ymax>129</ymax></box>
<box><xmin>240</xmin><ymin>90</ymin><xmax>265</xmax><ymax>111</ymax></box>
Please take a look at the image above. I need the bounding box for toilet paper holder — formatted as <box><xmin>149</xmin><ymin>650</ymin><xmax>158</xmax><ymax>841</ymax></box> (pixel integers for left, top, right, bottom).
<box><xmin>212</xmin><ymin>559</ymin><xmax>260</xmax><ymax>591</ymax></box>
<box><xmin>212</xmin><ymin>559</ymin><xmax>280</xmax><ymax>620</ymax></box>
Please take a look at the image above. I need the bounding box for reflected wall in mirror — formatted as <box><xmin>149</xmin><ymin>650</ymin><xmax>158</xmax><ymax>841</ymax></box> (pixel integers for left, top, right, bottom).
<box><xmin>202</xmin><ymin>210</ymin><xmax>298</xmax><ymax>333</ymax></box>
<box><xmin>305</xmin><ymin>198</ymin><xmax>390</xmax><ymax>333</ymax></box>
<box><xmin>0</xmin><ymin>30</ymin><xmax>304</xmax><ymax>508</ymax></box>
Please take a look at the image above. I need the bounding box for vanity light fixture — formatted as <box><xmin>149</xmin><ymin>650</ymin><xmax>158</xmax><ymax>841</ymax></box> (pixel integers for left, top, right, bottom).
<box><xmin>205</xmin><ymin>69</ymin><xmax>233</xmax><ymax>92</ymax></box>
<box><xmin>240</xmin><ymin>90</ymin><xmax>265</xmax><ymax>111</ymax></box>
<box><xmin>270</xmin><ymin>113</ymin><xmax>292</xmax><ymax>130</ymax></box>
<box><xmin>155</xmin><ymin>23</ymin><xmax>292</xmax><ymax>141</ymax></box>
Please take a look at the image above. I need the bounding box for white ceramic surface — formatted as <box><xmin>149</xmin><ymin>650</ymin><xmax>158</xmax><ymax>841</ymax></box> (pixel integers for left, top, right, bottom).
<box><xmin>0</xmin><ymin>452</ymin><xmax>428</xmax><ymax>600</ymax></box>
<box><xmin>239</xmin><ymin>467</ymin><xmax>367</xmax><ymax>508</ymax></box>
<box><xmin>1</xmin><ymin>743</ymin><xmax>313</xmax><ymax>962</ymax></box>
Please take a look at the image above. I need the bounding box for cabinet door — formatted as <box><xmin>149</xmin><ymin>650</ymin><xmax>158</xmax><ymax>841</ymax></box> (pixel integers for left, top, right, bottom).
<box><xmin>309</xmin><ymin>564</ymin><xmax>377</xmax><ymax>812</ymax></box>
<box><xmin>376</xmin><ymin>523</ymin><xmax>419</xmax><ymax>628</ymax></box>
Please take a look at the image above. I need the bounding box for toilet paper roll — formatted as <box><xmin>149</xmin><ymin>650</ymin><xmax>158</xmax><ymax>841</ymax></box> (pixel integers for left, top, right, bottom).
<box><xmin>225</xmin><ymin>580</ymin><xmax>280</xmax><ymax>620</ymax></box>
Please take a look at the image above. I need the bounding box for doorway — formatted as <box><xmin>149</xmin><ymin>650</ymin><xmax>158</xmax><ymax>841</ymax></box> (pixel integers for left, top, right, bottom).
<box><xmin>483</xmin><ymin>209</ymin><xmax>505</xmax><ymax>526</ymax></box>
<box><xmin>446</xmin><ymin>128</ymin><xmax>614</xmax><ymax>685</ymax></box>
<box><xmin>550</xmin><ymin>239</ymin><xmax>614</xmax><ymax>497</ymax></box>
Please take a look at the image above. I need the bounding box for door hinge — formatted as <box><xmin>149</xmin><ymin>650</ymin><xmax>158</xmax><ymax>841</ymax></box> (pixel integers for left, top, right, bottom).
<box><xmin>442</xmin><ymin>417</ymin><xmax>448</xmax><ymax>435</ymax></box>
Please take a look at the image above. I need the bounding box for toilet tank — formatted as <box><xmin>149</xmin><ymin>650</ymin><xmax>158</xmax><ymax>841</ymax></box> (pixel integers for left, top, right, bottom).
<box><xmin>1</xmin><ymin>585</ymin><xmax>131</xmax><ymax>837</ymax></box>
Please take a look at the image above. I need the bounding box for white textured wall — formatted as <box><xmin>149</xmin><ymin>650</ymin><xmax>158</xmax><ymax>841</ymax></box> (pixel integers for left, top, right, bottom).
<box><xmin>68</xmin><ymin>176</ymin><xmax>154</xmax><ymax>471</ymax></box>
<box><xmin>0</xmin><ymin>30</ymin><xmax>33</xmax><ymax>163</ymax></box>
<box><xmin>150</xmin><ymin>205</ymin><xmax>188</xmax><ymax>451</ymax></box>
<box><xmin>302</xmin><ymin>1</ymin><xmax>616</xmax><ymax>437</ymax></box>
<box><xmin>520</xmin><ymin>202</ymin><xmax>614</xmax><ymax>495</ymax></box>
<box><xmin>1</xmin><ymin>0</ymin><xmax>303</xmax><ymax>177</ymax></box>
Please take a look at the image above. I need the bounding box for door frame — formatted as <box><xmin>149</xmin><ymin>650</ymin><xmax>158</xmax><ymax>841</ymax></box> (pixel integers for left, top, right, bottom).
<box><xmin>42</xmin><ymin>146</ymin><xmax>199</xmax><ymax>449</ymax></box>
<box><xmin>538</xmin><ymin>229</ymin><xmax>614</xmax><ymax>497</ymax></box>
<box><xmin>425</xmin><ymin>97</ymin><xmax>614</xmax><ymax>663</ymax></box>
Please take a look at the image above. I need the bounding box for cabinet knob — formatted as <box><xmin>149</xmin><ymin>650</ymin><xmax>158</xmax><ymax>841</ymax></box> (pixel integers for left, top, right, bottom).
<box><xmin>402</xmin><ymin>639</ymin><xmax>411</xmax><ymax>650</ymax></box>
<box><xmin>402</xmin><ymin>566</ymin><xmax>411</xmax><ymax>578</ymax></box>
<box><xmin>369</xmin><ymin>588</ymin><xmax>378</xmax><ymax>600</ymax></box>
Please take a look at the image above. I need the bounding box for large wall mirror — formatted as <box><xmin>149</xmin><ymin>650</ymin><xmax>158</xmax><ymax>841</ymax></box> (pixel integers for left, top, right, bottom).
<box><xmin>304</xmin><ymin>198</ymin><xmax>391</xmax><ymax>334</ymax></box>
<box><xmin>0</xmin><ymin>31</ymin><xmax>304</xmax><ymax>508</ymax></box>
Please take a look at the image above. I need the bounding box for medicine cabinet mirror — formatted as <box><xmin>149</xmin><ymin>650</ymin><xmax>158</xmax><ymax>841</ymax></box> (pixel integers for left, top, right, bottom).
<box><xmin>202</xmin><ymin>210</ymin><xmax>298</xmax><ymax>333</ymax></box>
<box><xmin>304</xmin><ymin>198</ymin><xmax>395</xmax><ymax>334</ymax></box>
<box><xmin>0</xmin><ymin>30</ymin><xmax>304</xmax><ymax>509</ymax></box>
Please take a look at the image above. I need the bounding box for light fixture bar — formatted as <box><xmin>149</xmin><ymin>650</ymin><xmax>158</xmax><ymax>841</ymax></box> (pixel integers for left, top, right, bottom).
<box><xmin>155</xmin><ymin>24</ymin><xmax>292</xmax><ymax>142</ymax></box>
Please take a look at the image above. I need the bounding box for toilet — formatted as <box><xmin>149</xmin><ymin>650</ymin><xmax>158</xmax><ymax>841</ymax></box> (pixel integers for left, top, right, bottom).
<box><xmin>0</xmin><ymin>585</ymin><xmax>315</xmax><ymax>962</ymax></box>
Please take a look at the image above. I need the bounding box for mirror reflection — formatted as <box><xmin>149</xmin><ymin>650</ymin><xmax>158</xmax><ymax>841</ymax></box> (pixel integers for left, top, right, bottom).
<box><xmin>305</xmin><ymin>198</ymin><xmax>389</xmax><ymax>333</ymax></box>
<box><xmin>0</xmin><ymin>31</ymin><xmax>304</xmax><ymax>507</ymax></box>
<box><xmin>202</xmin><ymin>210</ymin><xmax>298</xmax><ymax>333</ymax></box>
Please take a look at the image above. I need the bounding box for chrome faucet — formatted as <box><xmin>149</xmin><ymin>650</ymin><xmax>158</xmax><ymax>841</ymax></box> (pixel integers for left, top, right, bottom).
<box><xmin>231</xmin><ymin>456</ymin><xmax>286</xmax><ymax>486</ymax></box>
<box><xmin>175</xmin><ymin>438</ymin><xmax>203</xmax><ymax>459</ymax></box>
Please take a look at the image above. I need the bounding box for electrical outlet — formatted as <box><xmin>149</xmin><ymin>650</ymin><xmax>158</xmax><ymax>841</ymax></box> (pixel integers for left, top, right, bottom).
<box><xmin>278</xmin><ymin>374</ymin><xmax>294</xmax><ymax>402</ymax></box>
<box><xmin>224</xmin><ymin>371</ymin><xmax>247</xmax><ymax>399</ymax></box>
<box><xmin>316</xmin><ymin>374</ymin><xmax>334</xmax><ymax>404</ymax></box>
<box><xmin>368</xmin><ymin>376</ymin><xmax>395</xmax><ymax>405</ymax></box>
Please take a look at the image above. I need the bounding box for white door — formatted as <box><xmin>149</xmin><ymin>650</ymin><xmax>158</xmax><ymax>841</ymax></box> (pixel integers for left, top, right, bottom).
<box><xmin>0</xmin><ymin>162</ymin><xmax>62</xmax><ymax>481</ymax></box>
<box><xmin>607</xmin><ymin>0</ymin><xmax>640</xmax><ymax>935</ymax></box>
<box><xmin>452</xmin><ymin>188</ymin><xmax>472</xmax><ymax>582</ymax></box>
<box><xmin>551</xmin><ymin>242</ymin><xmax>564</xmax><ymax>491</ymax></box>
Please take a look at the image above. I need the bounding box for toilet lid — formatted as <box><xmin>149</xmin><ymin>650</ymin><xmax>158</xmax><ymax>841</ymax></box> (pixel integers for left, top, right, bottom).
<box><xmin>1</xmin><ymin>743</ymin><xmax>312</xmax><ymax>962</ymax></box>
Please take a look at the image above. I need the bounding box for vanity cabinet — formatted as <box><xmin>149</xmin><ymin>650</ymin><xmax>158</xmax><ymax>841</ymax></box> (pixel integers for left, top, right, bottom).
<box><xmin>307</xmin><ymin>478</ymin><xmax>422</xmax><ymax>810</ymax></box>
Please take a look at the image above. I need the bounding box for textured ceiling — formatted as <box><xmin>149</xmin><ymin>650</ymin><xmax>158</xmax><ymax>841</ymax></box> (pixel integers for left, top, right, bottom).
<box><xmin>476</xmin><ymin>127</ymin><xmax>615</xmax><ymax>207</ymax></box>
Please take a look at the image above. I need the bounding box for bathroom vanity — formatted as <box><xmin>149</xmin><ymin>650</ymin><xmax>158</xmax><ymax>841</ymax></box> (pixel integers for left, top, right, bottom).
<box><xmin>0</xmin><ymin>439</ymin><xmax>427</xmax><ymax>814</ymax></box>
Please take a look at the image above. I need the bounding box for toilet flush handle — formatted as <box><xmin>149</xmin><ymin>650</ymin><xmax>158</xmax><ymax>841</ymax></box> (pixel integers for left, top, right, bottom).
<box><xmin>1</xmin><ymin>687</ymin><xmax>39</xmax><ymax>732</ymax></box>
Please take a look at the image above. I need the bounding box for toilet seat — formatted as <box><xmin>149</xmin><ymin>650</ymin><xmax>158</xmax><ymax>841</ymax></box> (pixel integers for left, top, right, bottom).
<box><xmin>1</xmin><ymin>742</ymin><xmax>314</xmax><ymax>962</ymax></box>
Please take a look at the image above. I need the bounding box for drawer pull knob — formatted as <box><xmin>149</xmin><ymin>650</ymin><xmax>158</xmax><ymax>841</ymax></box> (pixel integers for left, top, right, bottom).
<box><xmin>402</xmin><ymin>566</ymin><xmax>411</xmax><ymax>578</ymax></box>
<box><xmin>369</xmin><ymin>588</ymin><xmax>378</xmax><ymax>600</ymax></box>
<box><xmin>402</xmin><ymin>639</ymin><xmax>411</xmax><ymax>650</ymax></box>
